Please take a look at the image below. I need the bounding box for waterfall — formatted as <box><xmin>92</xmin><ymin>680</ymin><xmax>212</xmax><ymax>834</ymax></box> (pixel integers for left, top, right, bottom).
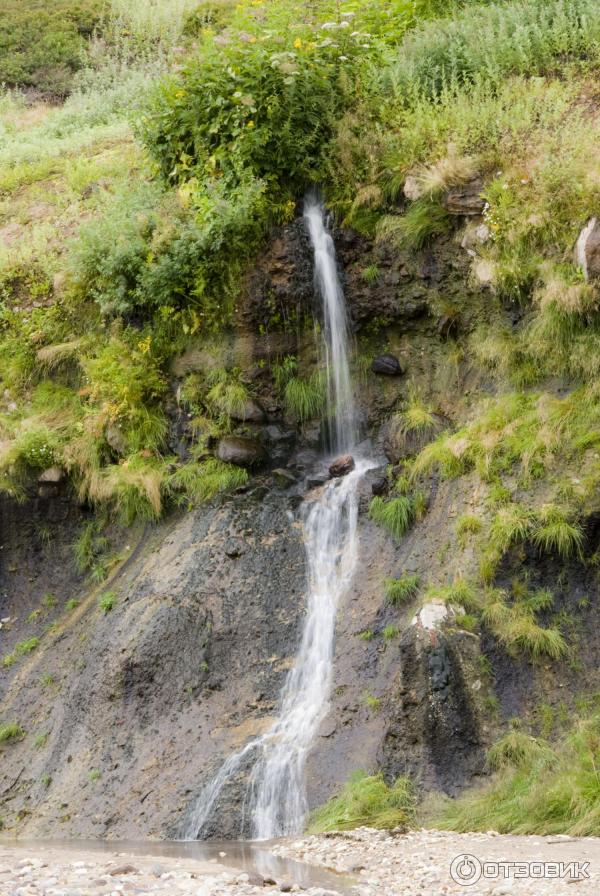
<box><xmin>183</xmin><ymin>196</ymin><xmax>371</xmax><ymax>841</ymax></box>
<box><xmin>303</xmin><ymin>196</ymin><xmax>357</xmax><ymax>452</ymax></box>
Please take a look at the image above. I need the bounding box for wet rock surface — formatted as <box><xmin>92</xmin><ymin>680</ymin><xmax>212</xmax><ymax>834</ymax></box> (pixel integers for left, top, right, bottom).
<box><xmin>328</xmin><ymin>455</ymin><xmax>355</xmax><ymax>478</ymax></box>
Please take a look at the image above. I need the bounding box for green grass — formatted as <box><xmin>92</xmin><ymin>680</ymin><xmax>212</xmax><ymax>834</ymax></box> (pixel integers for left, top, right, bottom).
<box><xmin>369</xmin><ymin>496</ymin><xmax>416</xmax><ymax>542</ymax></box>
<box><xmin>98</xmin><ymin>591</ymin><xmax>118</xmax><ymax>613</ymax></box>
<box><xmin>15</xmin><ymin>637</ymin><xmax>40</xmax><ymax>657</ymax></box>
<box><xmin>376</xmin><ymin>199</ymin><xmax>451</xmax><ymax>250</ymax></box>
<box><xmin>385</xmin><ymin>573</ymin><xmax>421</xmax><ymax>606</ymax></box>
<box><xmin>89</xmin><ymin>768</ymin><xmax>101</xmax><ymax>782</ymax></box>
<box><xmin>309</xmin><ymin>772</ymin><xmax>415</xmax><ymax>833</ymax></box>
<box><xmin>455</xmin><ymin>514</ymin><xmax>483</xmax><ymax>547</ymax></box>
<box><xmin>383</xmin><ymin>624</ymin><xmax>399</xmax><ymax>641</ymax></box>
<box><xmin>0</xmin><ymin>722</ymin><xmax>25</xmax><ymax>743</ymax></box>
<box><xmin>439</xmin><ymin>714</ymin><xmax>600</xmax><ymax>836</ymax></box>
<box><xmin>34</xmin><ymin>732</ymin><xmax>49</xmax><ymax>748</ymax></box>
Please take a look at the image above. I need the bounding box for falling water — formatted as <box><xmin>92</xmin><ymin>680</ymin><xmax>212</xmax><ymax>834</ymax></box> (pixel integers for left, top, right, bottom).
<box><xmin>183</xmin><ymin>196</ymin><xmax>371</xmax><ymax>841</ymax></box>
<box><xmin>304</xmin><ymin>195</ymin><xmax>357</xmax><ymax>451</ymax></box>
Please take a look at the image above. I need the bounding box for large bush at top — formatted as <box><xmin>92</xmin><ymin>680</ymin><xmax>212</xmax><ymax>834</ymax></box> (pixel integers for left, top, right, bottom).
<box><xmin>140</xmin><ymin>9</ymin><xmax>363</xmax><ymax>192</ymax></box>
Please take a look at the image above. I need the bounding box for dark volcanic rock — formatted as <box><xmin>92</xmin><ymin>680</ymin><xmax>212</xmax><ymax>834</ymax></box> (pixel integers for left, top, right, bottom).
<box><xmin>371</xmin><ymin>477</ymin><xmax>388</xmax><ymax>497</ymax></box>
<box><xmin>443</xmin><ymin>179</ymin><xmax>485</xmax><ymax>215</ymax></box>
<box><xmin>217</xmin><ymin>437</ymin><xmax>266</xmax><ymax>468</ymax></box>
<box><xmin>371</xmin><ymin>354</ymin><xmax>404</xmax><ymax>376</ymax></box>
<box><xmin>328</xmin><ymin>455</ymin><xmax>355</xmax><ymax>478</ymax></box>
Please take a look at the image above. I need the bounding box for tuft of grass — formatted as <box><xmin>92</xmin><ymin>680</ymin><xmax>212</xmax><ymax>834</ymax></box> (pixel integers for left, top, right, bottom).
<box><xmin>308</xmin><ymin>772</ymin><xmax>415</xmax><ymax>833</ymax></box>
<box><xmin>65</xmin><ymin>599</ymin><xmax>80</xmax><ymax>612</ymax></box>
<box><xmin>369</xmin><ymin>496</ymin><xmax>416</xmax><ymax>542</ymax></box>
<box><xmin>0</xmin><ymin>722</ymin><xmax>25</xmax><ymax>743</ymax></box>
<box><xmin>283</xmin><ymin>372</ymin><xmax>326</xmax><ymax>424</ymax></box>
<box><xmin>361</xmin><ymin>264</ymin><xmax>381</xmax><ymax>284</ymax></box>
<box><xmin>98</xmin><ymin>591</ymin><xmax>117</xmax><ymax>613</ymax></box>
<box><xmin>455</xmin><ymin>513</ymin><xmax>483</xmax><ymax>547</ymax></box>
<box><xmin>15</xmin><ymin>637</ymin><xmax>40</xmax><ymax>656</ymax></box>
<box><xmin>358</xmin><ymin>629</ymin><xmax>374</xmax><ymax>642</ymax></box>
<box><xmin>532</xmin><ymin>507</ymin><xmax>584</xmax><ymax>559</ymax></box>
<box><xmin>385</xmin><ymin>573</ymin><xmax>421</xmax><ymax>606</ymax></box>
<box><xmin>376</xmin><ymin>198</ymin><xmax>451</xmax><ymax>250</ymax></box>
<box><xmin>34</xmin><ymin>732</ymin><xmax>49</xmax><ymax>749</ymax></box>
<box><xmin>89</xmin><ymin>768</ymin><xmax>101</xmax><ymax>782</ymax></box>
<box><xmin>364</xmin><ymin>693</ymin><xmax>382</xmax><ymax>710</ymax></box>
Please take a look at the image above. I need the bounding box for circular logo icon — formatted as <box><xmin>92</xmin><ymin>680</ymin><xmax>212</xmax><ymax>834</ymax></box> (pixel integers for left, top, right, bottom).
<box><xmin>450</xmin><ymin>854</ymin><xmax>482</xmax><ymax>885</ymax></box>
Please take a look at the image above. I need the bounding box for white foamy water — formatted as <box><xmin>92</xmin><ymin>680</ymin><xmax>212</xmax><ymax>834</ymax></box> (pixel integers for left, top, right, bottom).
<box><xmin>304</xmin><ymin>196</ymin><xmax>357</xmax><ymax>452</ymax></box>
<box><xmin>183</xmin><ymin>196</ymin><xmax>371</xmax><ymax>840</ymax></box>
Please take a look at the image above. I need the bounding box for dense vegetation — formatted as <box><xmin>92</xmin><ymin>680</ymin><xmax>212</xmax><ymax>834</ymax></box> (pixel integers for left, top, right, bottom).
<box><xmin>5</xmin><ymin>0</ymin><xmax>600</xmax><ymax>835</ymax></box>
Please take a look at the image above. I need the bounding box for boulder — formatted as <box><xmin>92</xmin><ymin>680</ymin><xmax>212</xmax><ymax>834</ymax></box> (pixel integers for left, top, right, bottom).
<box><xmin>328</xmin><ymin>454</ymin><xmax>355</xmax><ymax>478</ymax></box>
<box><xmin>229</xmin><ymin>398</ymin><xmax>266</xmax><ymax>423</ymax></box>
<box><xmin>371</xmin><ymin>354</ymin><xmax>404</xmax><ymax>376</ymax></box>
<box><xmin>216</xmin><ymin>437</ymin><xmax>266</xmax><ymax>468</ymax></box>
<box><xmin>443</xmin><ymin>179</ymin><xmax>485</xmax><ymax>215</ymax></box>
<box><xmin>575</xmin><ymin>217</ymin><xmax>600</xmax><ymax>281</ymax></box>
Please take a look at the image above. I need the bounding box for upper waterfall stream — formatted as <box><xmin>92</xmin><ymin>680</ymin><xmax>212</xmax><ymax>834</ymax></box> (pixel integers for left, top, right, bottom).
<box><xmin>183</xmin><ymin>196</ymin><xmax>373</xmax><ymax>840</ymax></box>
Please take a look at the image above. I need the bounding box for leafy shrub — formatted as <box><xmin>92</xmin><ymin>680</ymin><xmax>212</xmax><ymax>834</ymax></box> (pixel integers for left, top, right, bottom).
<box><xmin>309</xmin><ymin>771</ymin><xmax>415</xmax><ymax>833</ymax></box>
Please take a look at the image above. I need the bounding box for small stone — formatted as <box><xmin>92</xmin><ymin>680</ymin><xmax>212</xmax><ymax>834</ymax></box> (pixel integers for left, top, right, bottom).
<box><xmin>272</xmin><ymin>468</ymin><xmax>297</xmax><ymax>489</ymax></box>
<box><xmin>371</xmin><ymin>477</ymin><xmax>387</xmax><ymax>497</ymax></box>
<box><xmin>38</xmin><ymin>465</ymin><xmax>64</xmax><ymax>484</ymax></box>
<box><xmin>109</xmin><ymin>864</ymin><xmax>138</xmax><ymax>876</ymax></box>
<box><xmin>371</xmin><ymin>354</ymin><xmax>404</xmax><ymax>376</ymax></box>
<box><xmin>403</xmin><ymin>175</ymin><xmax>424</xmax><ymax>201</ymax></box>
<box><xmin>278</xmin><ymin>882</ymin><xmax>293</xmax><ymax>893</ymax></box>
<box><xmin>328</xmin><ymin>454</ymin><xmax>355</xmax><ymax>478</ymax></box>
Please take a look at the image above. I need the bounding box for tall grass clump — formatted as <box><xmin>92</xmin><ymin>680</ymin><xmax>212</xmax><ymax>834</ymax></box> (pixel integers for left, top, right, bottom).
<box><xmin>370</xmin><ymin>495</ymin><xmax>416</xmax><ymax>542</ymax></box>
<box><xmin>308</xmin><ymin>772</ymin><xmax>415</xmax><ymax>833</ymax></box>
<box><xmin>439</xmin><ymin>714</ymin><xmax>600</xmax><ymax>836</ymax></box>
<box><xmin>386</xmin><ymin>573</ymin><xmax>421</xmax><ymax>605</ymax></box>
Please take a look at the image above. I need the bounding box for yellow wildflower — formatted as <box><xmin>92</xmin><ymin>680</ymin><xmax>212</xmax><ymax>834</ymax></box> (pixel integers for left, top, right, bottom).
<box><xmin>294</xmin><ymin>38</ymin><xmax>302</xmax><ymax>49</ymax></box>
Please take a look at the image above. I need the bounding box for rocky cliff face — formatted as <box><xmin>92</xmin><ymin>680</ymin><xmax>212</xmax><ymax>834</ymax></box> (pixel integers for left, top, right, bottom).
<box><xmin>2</xmin><ymin>211</ymin><xmax>594</xmax><ymax>838</ymax></box>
